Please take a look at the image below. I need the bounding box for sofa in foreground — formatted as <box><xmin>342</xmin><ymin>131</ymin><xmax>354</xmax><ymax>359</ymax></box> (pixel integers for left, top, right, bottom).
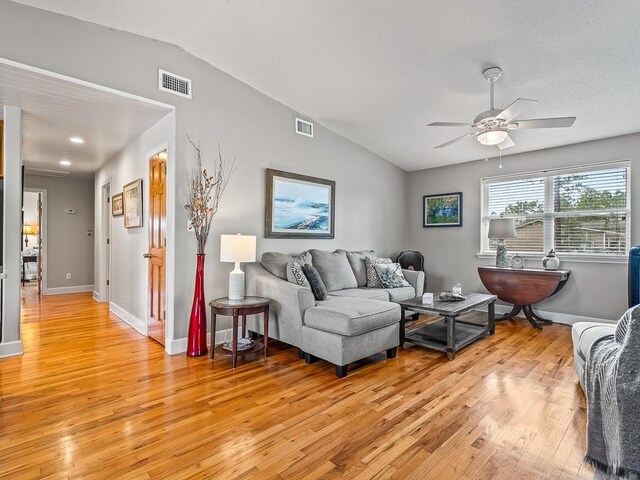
<box><xmin>246</xmin><ymin>249</ymin><xmax>425</xmax><ymax>377</ymax></box>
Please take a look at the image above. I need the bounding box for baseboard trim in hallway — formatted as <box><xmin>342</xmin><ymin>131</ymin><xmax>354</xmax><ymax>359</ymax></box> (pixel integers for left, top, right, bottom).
<box><xmin>0</xmin><ymin>340</ymin><xmax>23</xmax><ymax>358</ymax></box>
<box><xmin>109</xmin><ymin>302</ymin><xmax>147</xmax><ymax>336</ymax></box>
<box><xmin>45</xmin><ymin>284</ymin><xmax>94</xmax><ymax>295</ymax></box>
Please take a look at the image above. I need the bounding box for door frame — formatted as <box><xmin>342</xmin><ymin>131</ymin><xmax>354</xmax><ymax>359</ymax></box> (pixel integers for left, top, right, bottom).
<box><xmin>145</xmin><ymin>142</ymin><xmax>173</xmax><ymax>350</ymax></box>
<box><xmin>23</xmin><ymin>188</ymin><xmax>47</xmax><ymax>294</ymax></box>
<box><xmin>100</xmin><ymin>179</ymin><xmax>112</xmax><ymax>303</ymax></box>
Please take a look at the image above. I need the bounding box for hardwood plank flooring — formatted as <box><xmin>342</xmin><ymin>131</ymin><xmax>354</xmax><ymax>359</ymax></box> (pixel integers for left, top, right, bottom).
<box><xmin>0</xmin><ymin>289</ymin><xmax>593</xmax><ymax>479</ymax></box>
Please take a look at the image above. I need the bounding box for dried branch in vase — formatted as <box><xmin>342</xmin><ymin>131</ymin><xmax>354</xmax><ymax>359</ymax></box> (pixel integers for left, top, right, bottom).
<box><xmin>184</xmin><ymin>135</ymin><xmax>236</xmax><ymax>254</ymax></box>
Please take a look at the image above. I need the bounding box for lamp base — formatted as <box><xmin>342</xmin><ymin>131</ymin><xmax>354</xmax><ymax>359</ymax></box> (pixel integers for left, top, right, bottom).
<box><xmin>228</xmin><ymin>266</ymin><xmax>245</xmax><ymax>300</ymax></box>
<box><xmin>495</xmin><ymin>240</ymin><xmax>509</xmax><ymax>268</ymax></box>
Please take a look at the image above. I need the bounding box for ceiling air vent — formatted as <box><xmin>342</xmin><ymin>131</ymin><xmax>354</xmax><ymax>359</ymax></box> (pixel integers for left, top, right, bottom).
<box><xmin>24</xmin><ymin>167</ymin><xmax>69</xmax><ymax>178</ymax></box>
<box><xmin>295</xmin><ymin>118</ymin><xmax>313</xmax><ymax>138</ymax></box>
<box><xmin>158</xmin><ymin>69</ymin><xmax>192</xmax><ymax>99</ymax></box>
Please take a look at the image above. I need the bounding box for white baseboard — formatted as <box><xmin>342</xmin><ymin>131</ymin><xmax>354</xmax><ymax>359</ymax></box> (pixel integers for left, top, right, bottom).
<box><xmin>0</xmin><ymin>340</ymin><xmax>23</xmax><ymax>358</ymax></box>
<box><xmin>475</xmin><ymin>304</ymin><xmax>614</xmax><ymax>325</ymax></box>
<box><xmin>92</xmin><ymin>291</ymin><xmax>101</xmax><ymax>302</ymax></box>
<box><xmin>44</xmin><ymin>284</ymin><xmax>94</xmax><ymax>295</ymax></box>
<box><xmin>109</xmin><ymin>302</ymin><xmax>147</xmax><ymax>336</ymax></box>
<box><xmin>167</xmin><ymin>326</ymin><xmax>244</xmax><ymax>356</ymax></box>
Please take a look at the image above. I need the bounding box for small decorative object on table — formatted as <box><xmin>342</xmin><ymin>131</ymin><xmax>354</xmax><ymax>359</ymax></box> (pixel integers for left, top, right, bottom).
<box><xmin>542</xmin><ymin>249</ymin><xmax>560</xmax><ymax>270</ymax></box>
<box><xmin>510</xmin><ymin>253</ymin><xmax>524</xmax><ymax>269</ymax></box>
<box><xmin>184</xmin><ymin>135</ymin><xmax>236</xmax><ymax>357</ymax></box>
<box><xmin>439</xmin><ymin>292</ymin><xmax>466</xmax><ymax>302</ymax></box>
<box><xmin>422</xmin><ymin>292</ymin><xmax>434</xmax><ymax>304</ymax></box>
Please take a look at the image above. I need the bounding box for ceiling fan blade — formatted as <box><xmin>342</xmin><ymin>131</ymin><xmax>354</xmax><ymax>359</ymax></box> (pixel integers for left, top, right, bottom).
<box><xmin>434</xmin><ymin>132</ymin><xmax>476</xmax><ymax>149</ymax></box>
<box><xmin>427</xmin><ymin>122</ymin><xmax>474</xmax><ymax>127</ymax></box>
<box><xmin>498</xmin><ymin>135</ymin><xmax>515</xmax><ymax>150</ymax></box>
<box><xmin>509</xmin><ymin>117</ymin><xmax>576</xmax><ymax>129</ymax></box>
<box><xmin>495</xmin><ymin>98</ymin><xmax>538</xmax><ymax>123</ymax></box>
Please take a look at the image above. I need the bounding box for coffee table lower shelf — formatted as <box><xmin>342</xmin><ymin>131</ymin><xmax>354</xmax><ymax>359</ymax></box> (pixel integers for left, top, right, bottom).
<box><xmin>405</xmin><ymin>320</ymin><xmax>491</xmax><ymax>360</ymax></box>
<box><xmin>399</xmin><ymin>293</ymin><xmax>497</xmax><ymax>360</ymax></box>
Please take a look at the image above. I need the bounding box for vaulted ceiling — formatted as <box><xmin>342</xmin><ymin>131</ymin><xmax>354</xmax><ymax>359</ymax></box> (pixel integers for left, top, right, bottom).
<box><xmin>12</xmin><ymin>0</ymin><xmax>640</xmax><ymax>171</ymax></box>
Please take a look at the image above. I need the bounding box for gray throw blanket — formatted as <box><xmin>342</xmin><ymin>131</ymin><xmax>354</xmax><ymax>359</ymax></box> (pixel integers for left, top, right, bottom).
<box><xmin>586</xmin><ymin>305</ymin><xmax>640</xmax><ymax>478</ymax></box>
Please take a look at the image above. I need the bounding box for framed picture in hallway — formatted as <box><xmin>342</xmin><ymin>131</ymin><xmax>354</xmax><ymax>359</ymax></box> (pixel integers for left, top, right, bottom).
<box><xmin>123</xmin><ymin>179</ymin><xmax>143</xmax><ymax>228</ymax></box>
<box><xmin>423</xmin><ymin>192</ymin><xmax>462</xmax><ymax>227</ymax></box>
<box><xmin>265</xmin><ymin>168</ymin><xmax>335</xmax><ymax>239</ymax></box>
<box><xmin>111</xmin><ymin>193</ymin><xmax>124</xmax><ymax>217</ymax></box>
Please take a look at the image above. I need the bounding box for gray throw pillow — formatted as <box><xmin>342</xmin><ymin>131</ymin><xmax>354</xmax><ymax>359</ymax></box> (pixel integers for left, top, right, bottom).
<box><xmin>261</xmin><ymin>251</ymin><xmax>312</xmax><ymax>280</ymax></box>
<box><xmin>344</xmin><ymin>250</ymin><xmax>375</xmax><ymax>287</ymax></box>
<box><xmin>365</xmin><ymin>256</ymin><xmax>392</xmax><ymax>288</ymax></box>
<box><xmin>286</xmin><ymin>260</ymin><xmax>311</xmax><ymax>290</ymax></box>
<box><xmin>302</xmin><ymin>264</ymin><xmax>328</xmax><ymax>301</ymax></box>
<box><xmin>309</xmin><ymin>249</ymin><xmax>358</xmax><ymax>292</ymax></box>
<box><xmin>374</xmin><ymin>263</ymin><xmax>411</xmax><ymax>288</ymax></box>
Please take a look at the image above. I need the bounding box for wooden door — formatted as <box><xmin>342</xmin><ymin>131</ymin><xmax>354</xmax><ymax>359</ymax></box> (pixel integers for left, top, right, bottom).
<box><xmin>147</xmin><ymin>152</ymin><xmax>167</xmax><ymax>345</ymax></box>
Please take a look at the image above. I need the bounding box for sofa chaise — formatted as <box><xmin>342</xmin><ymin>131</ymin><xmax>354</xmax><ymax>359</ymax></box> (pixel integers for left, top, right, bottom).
<box><xmin>246</xmin><ymin>249</ymin><xmax>425</xmax><ymax>377</ymax></box>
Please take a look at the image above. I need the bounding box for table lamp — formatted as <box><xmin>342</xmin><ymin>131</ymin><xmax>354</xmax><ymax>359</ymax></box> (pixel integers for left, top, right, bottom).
<box><xmin>488</xmin><ymin>218</ymin><xmax>516</xmax><ymax>268</ymax></box>
<box><xmin>220</xmin><ymin>234</ymin><xmax>257</xmax><ymax>300</ymax></box>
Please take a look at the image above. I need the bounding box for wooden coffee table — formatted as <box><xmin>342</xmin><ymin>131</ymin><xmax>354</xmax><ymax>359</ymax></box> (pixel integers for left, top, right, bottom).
<box><xmin>398</xmin><ymin>293</ymin><xmax>497</xmax><ymax>360</ymax></box>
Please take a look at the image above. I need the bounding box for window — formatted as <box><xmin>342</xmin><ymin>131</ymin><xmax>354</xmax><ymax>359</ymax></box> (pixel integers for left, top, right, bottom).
<box><xmin>481</xmin><ymin>162</ymin><xmax>630</xmax><ymax>257</ymax></box>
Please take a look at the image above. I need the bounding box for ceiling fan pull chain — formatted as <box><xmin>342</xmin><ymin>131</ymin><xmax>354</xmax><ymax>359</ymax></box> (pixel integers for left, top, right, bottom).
<box><xmin>498</xmin><ymin>147</ymin><xmax>503</xmax><ymax>169</ymax></box>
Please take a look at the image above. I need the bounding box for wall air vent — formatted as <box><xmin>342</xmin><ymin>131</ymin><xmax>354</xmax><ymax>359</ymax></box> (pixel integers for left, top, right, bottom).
<box><xmin>158</xmin><ymin>69</ymin><xmax>192</xmax><ymax>99</ymax></box>
<box><xmin>295</xmin><ymin>118</ymin><xmax>313</xmax><ymax>138</ymax></box>
<box><xmin>24</xmin><ymin>167</ymin><xmax>69</xmax><ymax>178</ymax></box>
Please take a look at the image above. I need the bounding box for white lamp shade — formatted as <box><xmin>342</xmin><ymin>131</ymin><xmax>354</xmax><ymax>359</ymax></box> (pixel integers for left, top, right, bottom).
<box><xmin>220</xmin><ymin>234</ymin><xmax>257</xmax><ymax>263</ymax></box>
<box><xmin>488</xmin><ymin>218</ymin><xmax>517</xmax><ymax>239</ymax></box>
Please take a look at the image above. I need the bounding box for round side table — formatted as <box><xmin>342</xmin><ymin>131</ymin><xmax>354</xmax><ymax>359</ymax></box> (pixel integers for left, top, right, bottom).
<box><xmin>209</xmin><ymin>296</ymin><xmax>271</xmax><ymax>368</ymax></box>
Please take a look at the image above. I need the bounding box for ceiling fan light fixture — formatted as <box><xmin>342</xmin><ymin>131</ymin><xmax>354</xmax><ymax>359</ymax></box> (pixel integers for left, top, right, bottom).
<box><xmin>477</xmin><ymin>129</ymin><xmax>508</xmax><ymax>146</ymax></box>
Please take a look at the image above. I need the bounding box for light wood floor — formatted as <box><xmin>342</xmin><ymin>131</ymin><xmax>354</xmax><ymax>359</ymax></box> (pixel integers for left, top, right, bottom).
<box><xmin>0</xmin><ymin>289</ymin><xmax>593</xmax><ymax>479</ymax></box>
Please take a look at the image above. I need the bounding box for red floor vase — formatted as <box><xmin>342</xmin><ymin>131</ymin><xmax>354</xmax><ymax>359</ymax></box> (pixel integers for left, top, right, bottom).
<box><xmin>187</xmin><ymin>254</ymin><xmax>208</xmax><ymax>357</ymax></box>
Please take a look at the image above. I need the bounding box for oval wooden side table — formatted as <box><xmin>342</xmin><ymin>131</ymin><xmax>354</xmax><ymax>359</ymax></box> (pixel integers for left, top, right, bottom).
<box><xmin>209</xmin><ymin>297</ymin><xmax>271</xmax><ymax>368</ymax></box>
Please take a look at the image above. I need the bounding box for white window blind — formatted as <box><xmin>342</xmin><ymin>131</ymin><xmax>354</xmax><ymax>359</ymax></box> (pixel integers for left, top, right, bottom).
<box><xmin>481</xmin><ymin>162</ymin><xmax>630</xmax><ymax>256</ymax></box>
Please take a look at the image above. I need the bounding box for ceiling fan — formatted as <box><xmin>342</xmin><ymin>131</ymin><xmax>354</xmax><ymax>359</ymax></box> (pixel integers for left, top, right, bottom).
<box><xmin>428</xmin><ymin>67</ymin><xmax>576</xmax><ymax>149</ymax></box>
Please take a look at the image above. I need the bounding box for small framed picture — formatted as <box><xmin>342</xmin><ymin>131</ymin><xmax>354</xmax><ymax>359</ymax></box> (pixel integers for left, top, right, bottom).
<box><xmin>123</xmin><ymin>179</ymin><xmax>143</xmax><ymax>228</ymax></box>
<box><xmin>111</xmin><ymin>193</ymin><xmax>124</xmax><ymax>217</ymax></box>
<box><xmin>423</xmin><ymin>192</ymin><xmax>462</xmax><ymax>227</ymax></box>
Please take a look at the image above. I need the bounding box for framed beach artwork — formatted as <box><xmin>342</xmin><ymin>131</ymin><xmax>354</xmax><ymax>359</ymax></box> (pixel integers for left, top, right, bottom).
<box><xmin>123</xmin><ymin>179</ymin><xmax>143</xmax><ymax>228</ymax></box>
<box><xmin>111</xmin><ymin>193</ymin><xmax>124</xmax><ymax>217</ymax></box>
<box><xmin>423</xmin><ymin>192</ymin><xmax>462</xmax><ymax>227</ymax></box>
<box><xmin>265</xmin><ymin>169</ymin><xmax>335</xmax><ymax>239</ymax></box>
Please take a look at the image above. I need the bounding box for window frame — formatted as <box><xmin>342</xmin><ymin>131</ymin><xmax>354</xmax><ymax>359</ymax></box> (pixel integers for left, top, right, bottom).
<box><xmin>479</xmin><ymin>160</ymin><xmax>631</xmax><ymax>262</ymax></box>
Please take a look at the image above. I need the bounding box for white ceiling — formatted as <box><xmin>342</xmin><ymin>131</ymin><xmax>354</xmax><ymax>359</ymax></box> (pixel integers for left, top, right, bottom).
<box><xmin>12</xmin><ymin>0</ymin><xmax>640</xmax><ymax>171</ymax></box>
<box><xmin>0</xmin><ymin>59</ymin><xmax>172</xmax><ymax>173</ymax></box>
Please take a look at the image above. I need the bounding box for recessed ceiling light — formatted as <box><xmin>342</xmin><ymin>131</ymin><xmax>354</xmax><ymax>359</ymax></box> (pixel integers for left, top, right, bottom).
<box><xmin>69</xmin><ymin>137</ymin><xmax>85</xmax><ymax>144</ymax></box>
<box><xmin>59</xmin><ymin>160</ymin><xmax>71</xmax><ymax>166</ymax></box>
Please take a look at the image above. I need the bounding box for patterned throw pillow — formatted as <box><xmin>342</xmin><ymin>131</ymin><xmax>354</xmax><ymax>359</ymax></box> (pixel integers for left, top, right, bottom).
<box><xmin>373</xmin><ymin>263</ymin><xmax>411</xmax><ymax>289</ymax></box>
<box><xmin>286</xmin><ymin>260</ymin><xmax>311</xmax><ymax>290</ymax></box>
<box><xmin>302</xmin><ymin>264</ymin><xmax>328</xmax><ymax>301</ymax></box>
<box><xmin>364</xmin><ymin>256</ymin><xmax>392</xmax><ymax>288</ymax></box>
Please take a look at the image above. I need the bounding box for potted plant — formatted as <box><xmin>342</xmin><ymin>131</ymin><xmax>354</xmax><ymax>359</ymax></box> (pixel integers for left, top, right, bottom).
<box><xmin>184</xmin><ymin>136</ymin><xmax>235</xmax><ymax>357</ymax></box>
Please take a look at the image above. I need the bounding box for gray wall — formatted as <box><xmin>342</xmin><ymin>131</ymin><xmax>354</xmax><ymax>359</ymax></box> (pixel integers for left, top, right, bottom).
<box><xmin>408</xmin><ymin>133</ymin><xmax>640</xmax><ymax>322</ymax></box>
<box><xmin>24</xmin><ymin>174</ymin><xmax>95</xmax><ymax>290</ymax></box>
<box><xmin>0</xmin><ymin>2</ymin><xmax>408</xmax><ymax>344</ymax></box>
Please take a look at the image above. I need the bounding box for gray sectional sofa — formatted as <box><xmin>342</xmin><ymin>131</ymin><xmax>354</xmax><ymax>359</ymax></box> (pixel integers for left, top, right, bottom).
<box><xmin>246</xmin><ymin>249</ymin><xmax>425</xmax><ymax>377</ymax></box>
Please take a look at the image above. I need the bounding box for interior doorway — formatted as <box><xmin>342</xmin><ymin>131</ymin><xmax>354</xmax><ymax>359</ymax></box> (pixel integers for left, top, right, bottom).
<box><xmin>147</xmin><ymin>150</ymin><xmax>167</xmax><ymax>346</ymax></box>
<box><xmin>22</xmin><ymin>188</ymin><xmax>46</xmax><ymax>296</ymax></box>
